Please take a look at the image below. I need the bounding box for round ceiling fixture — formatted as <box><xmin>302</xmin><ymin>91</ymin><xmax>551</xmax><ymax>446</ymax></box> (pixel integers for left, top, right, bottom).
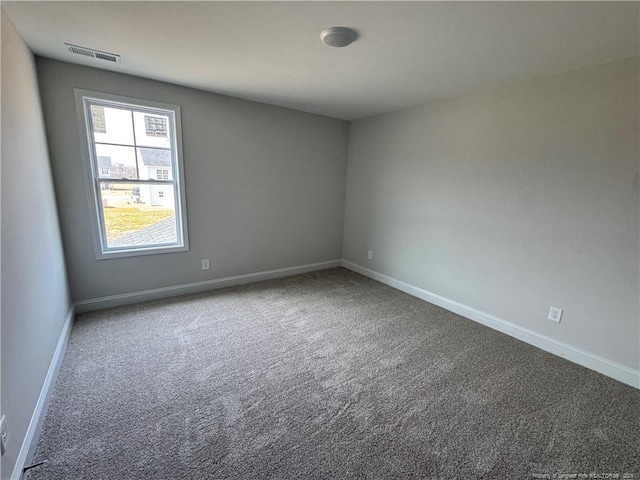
<box><xmin>321</xmin><ymin>27</ymin><xmax>357</xmax><ymax>48</ymax></box>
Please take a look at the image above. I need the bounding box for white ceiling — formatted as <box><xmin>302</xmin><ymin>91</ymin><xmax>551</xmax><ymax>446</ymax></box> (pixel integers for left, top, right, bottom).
<box><xmin>3</xmin><ymin>1</ymin><xmax>639</xmax><ymax>120</ymax></box>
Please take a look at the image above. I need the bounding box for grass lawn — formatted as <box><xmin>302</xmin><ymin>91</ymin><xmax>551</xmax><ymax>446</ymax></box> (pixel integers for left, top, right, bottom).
<box><xmin>103</xmin><ymin>207</ymin><xmax>174</xmax><ymax>242</ymax></box>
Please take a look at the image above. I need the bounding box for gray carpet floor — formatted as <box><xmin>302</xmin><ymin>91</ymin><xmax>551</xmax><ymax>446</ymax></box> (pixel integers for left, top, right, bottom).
<box><xmin>26</xmin><ymin>268</ymin><xmax>640</xmax><ymax>479</ymax></box>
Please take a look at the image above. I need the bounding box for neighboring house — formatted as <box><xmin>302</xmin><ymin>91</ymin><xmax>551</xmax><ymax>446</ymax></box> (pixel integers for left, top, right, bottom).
<box><xmin>97</xmin><ymin>155</ymin><xmax>112</xmax><ymax>190</ymax></box>
<box><xmin>138</xmin><ymin>147</ymin><xmax>174</xmax><ymax>207</ymax></box>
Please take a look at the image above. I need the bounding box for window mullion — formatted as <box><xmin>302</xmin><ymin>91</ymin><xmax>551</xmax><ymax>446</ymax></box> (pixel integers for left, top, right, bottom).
<box><xmin>97</xmin><ymin>178</ymin><xmax>173</xmax><ymax>185</ymax></box>
<box><xmin>94</xmin><ymin>141</ymin><xmax>171</xmax><ymax>151</ymax></box>
<box><xmin>131</xmin><ymin>110</ymin><xmax>141</xmax><ymax>180</ymax></box>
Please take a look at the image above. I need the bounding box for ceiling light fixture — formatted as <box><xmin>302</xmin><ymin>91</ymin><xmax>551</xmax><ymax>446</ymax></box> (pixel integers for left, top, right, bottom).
<box><xmin>320</xmin><ymin>27</ymin><xmax>357</xmax><ymax>48</ymax></box>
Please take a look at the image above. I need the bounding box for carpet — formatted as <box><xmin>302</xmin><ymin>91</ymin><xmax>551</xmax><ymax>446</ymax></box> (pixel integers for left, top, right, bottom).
<box><xmin>25</xmin><ymin>268</ymin><xmax>640</xmax><ymax>479</ymax></box>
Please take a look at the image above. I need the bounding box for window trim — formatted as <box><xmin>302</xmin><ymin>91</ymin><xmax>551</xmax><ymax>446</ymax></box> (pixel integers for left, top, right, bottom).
<box><xmin>74</xmin><ymin>89</ymin><xmax>189</xmax><ymax>259</ymax></box>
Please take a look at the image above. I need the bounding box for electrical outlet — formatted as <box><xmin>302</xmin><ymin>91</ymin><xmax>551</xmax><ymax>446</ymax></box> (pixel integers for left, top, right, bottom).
<box><xmin>1</xmin><ymin>415</ymin><xmax>8</xmax><ymax>455</ymax></box>
<box><xmin>367</xmin><ymin>250</ymin><xmax>373</xmax><ymax>260</ymax></box>
<box><xmin>548</xmin><ymin>306</ymin><xmax>563</xmax><ymax>323</ymax></box>
<box><xmin>201</xmin><ymin>259</ymin><xmax>209</xmax><ymax>270</ymax></box>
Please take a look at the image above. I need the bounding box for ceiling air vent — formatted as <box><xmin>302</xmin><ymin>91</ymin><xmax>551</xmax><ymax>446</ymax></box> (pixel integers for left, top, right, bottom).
<box><xmin>65</xmin><ymin>43</ymin><xmax>120</xmax><ymax>63</ymax></box>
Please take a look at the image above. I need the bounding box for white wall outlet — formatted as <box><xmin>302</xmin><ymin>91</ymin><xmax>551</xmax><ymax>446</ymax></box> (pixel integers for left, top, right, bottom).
<box><xmin>1</xmin><ymin>415</ymin><xmax>8</xmax><ymax>455</ymax></box>
<box><xmin>548</xmin><ymin>306</ymin><xmax>563</xmax><ymax>323</ymax></box>
<box><xmin>201</xmin><ymin>259</ymin><xmax>209</xmax><ymax>270</ymax></box>
<box><xmin>367</xmin><ymin>250</ymin><xmax>373</xmax><ymax>260</ymax></box>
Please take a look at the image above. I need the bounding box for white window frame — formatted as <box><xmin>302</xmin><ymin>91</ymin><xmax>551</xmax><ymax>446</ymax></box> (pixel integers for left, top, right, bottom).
<box><xmin>74</xmin><ymin>89</ymin><xmax>189</xmax><ymax>259</ymax></box>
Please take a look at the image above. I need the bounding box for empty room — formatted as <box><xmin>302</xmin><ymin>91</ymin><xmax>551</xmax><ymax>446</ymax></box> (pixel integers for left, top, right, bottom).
<box><xmin>1</xmin><ymin>1</ymin><xmax>639</xmax><ymax>479</ymax></box>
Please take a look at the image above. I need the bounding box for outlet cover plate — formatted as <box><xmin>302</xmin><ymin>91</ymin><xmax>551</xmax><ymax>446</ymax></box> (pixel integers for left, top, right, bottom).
<box><xmin>548</xmin><ymin>306</ymin><xmax>563</xmax><ymax>323</ymax></box>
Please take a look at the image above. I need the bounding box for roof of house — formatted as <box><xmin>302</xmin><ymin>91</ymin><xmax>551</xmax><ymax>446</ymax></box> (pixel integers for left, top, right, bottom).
<box><xmin>139</xmin><ymin>148</ymin><xmax>171</xmax><ymax>167</ymax></box>
<box><xmin>110</xmin><ymin>217</ymin><xmax>176</xmax><ymax>247</ymax></box>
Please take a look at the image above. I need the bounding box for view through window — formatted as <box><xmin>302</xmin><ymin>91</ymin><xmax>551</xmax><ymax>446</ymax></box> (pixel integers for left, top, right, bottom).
<box><xmin>76</xmin><ymin>91</ymin><xmax>188</xmax><ymax>258</ymax></box>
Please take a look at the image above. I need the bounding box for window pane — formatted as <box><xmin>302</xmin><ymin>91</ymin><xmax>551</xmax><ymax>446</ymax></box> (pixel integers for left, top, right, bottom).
<box><xmin>91</xmin><ymin>105</ymin><xmax>134</xmax><ymax>145</ymax></box>
<box><xmin>95</xmin><ymin>144</ymin><xmax>138</xmax><ymax>179</ymax></box>
<box><xmin>133</xmin><ymin>111</ymin><xmax>171</xmax><ymax>148</ymax></box>
<box><xmin>100</xmin><ymin>182</ymin><xmax>178</xmax><ymax>248</ymax></box>
<box><xmin>137</xmin><ymin>147</ymin><xmax>173</xmax><ymax>180</ymax></box>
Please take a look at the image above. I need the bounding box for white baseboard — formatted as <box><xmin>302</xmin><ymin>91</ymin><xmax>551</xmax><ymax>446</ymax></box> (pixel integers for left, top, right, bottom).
<box><xmin>74</xmin><ymin>260</ymin><xmax>343</xmax><ymax>313</ymax></box>
<box><xmin>342</xmin><ymin>260</ymin><xmax>640</xmax><ymax>390</ymax></box>
<box><xmin>12</xmin><ymin>305</ymin><xmax>75</xmax><ymax>480</ymax></box>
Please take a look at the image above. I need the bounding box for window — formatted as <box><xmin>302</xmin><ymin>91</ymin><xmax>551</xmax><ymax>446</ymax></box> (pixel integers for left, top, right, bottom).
<box><xmin>75</xmin><ymin>89</ymin><xmax>189</xmax><ymax>259</ymax></box>
<box><xmin>145</xmin><ymin>115</ymin><xmax>168</xmax><ymax>137</ymax></box>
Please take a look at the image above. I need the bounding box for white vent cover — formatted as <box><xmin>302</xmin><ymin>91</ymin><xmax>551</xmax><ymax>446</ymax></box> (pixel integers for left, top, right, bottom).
<box><xmin>65</xmin><ymin>43</ymin><xmax>120</xmax><ymax>63</ymax></box>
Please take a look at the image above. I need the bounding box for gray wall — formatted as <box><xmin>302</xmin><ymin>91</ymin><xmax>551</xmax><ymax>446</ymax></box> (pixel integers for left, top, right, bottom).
<box><xmin>344</xmin><ymin>58</ymin><xmax>639</xmax><ymax>370</ymax></box>
<box><xmin>1</xmin><ymin>12</ymin><xmax>72</xmax><ymax>479</ymax></box>
<box><xmin>36</xmin><ymin>58</ymin><xmax>349</xmax><ymax>302</ymax></box>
